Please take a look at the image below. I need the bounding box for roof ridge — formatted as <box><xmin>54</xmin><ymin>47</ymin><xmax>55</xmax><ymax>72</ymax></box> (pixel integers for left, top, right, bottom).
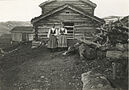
<box><xmin>39</xmin><ymin>0</ymin><xmax>97</xmax><ymax>8</ymax></box>
<box><xmin>39</xmin><ymin>0</ymin><xmax>56</xmax><ymax>7</ymax></box>
<box><xmin>80</xmin><ymin>0</ymin><xmax>97</xmax><ymax>8</ymax></box>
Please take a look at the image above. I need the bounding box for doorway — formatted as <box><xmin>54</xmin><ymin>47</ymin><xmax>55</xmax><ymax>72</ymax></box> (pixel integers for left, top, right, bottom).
<box><xmin>63</xmin><ymin>22</ymin><xmax>74</xmax><ymax>39</ymax></box>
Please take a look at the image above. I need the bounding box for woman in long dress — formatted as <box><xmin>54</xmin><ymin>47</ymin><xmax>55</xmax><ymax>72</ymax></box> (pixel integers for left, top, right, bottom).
<box><xmin>58</xmin><ymin>25</ymin><xmax>68</xmax><ymax>50</ymax></box>
<box><xmin>47</xmin><ymin>25</ymin><xmax>58</xmax><ymax>50</ymax></box>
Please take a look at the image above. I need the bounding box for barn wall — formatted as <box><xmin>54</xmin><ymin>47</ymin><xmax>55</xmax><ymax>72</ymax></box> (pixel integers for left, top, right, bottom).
<box><xmin>74</xmin><ymin>22</ymin><xmax>98</xmax><ymax>40</ymax></box>
<box><xmin>35</xmin><ymin>8</ymin><xmax>98</xmax><ymax>40</ymax></box>
<box><xmin>11</xmin><ymin>32</ymin><xmax>34</xmax><ymax>42</ymax></box>
<box><xmin>41</xmin><ymin>0</ymin><xmax>94</xmax><ymax>15</ymax></box>
<box><xmin>12</xmin><ymin>33</ymin><xmax>22</xmax><ymax>42</ymax></box>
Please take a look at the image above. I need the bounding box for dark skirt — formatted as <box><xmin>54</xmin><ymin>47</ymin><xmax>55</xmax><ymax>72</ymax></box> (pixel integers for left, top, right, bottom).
<box><xmin>58</xmin><ymin>35</ymin><xmax>67</xmax><ymax>48</ymax></box>
<box><xmin>48</xmin><ymin>35</ymin><xmax>57</xmax><ymax>49</ymax></box>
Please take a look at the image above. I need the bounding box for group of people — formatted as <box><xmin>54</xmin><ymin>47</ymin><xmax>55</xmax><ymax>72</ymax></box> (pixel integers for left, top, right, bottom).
<box><xmin>47</xmin><ymin>24</ymin><xmax>68</xmax><ymax>51</ymax></box>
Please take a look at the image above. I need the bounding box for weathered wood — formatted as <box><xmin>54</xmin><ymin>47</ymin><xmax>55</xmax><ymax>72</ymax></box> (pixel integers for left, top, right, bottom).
<box><xmin>74</xmin><ymin>24</ymin><xmax>95</xmax><ymax>27</ymax></box>
<box><xmin>75</xmin><ymin>29</ymin><xmax>96</xmax><ymax>33</ymax></box>
<box><xmin>38</xmin><ymin>29</ymin><xmax>49</xmax><ymax>32</ymax></box>
<box><xmin>76</xmin><ymin>38</ymin><xmax>102</xmax><ymax>48</ymax></box>
<box><xmin>112</xmin><ymin>62</ymin><xmax>116</xmax><ymax>80</ymax></box>
<box><xmin>42</xmin><ymin>0</ymin><xmax>94</xmax><ymax>14</ymax></box>
<box><xmin>75</xmin><ymin>26</ymin><xmax>96</xmax><ymax>29</ymax></box>
<box><xmin>33</xmin><ymin>0</ymin><xmax>101</xmax><ymax>39</ymax></box>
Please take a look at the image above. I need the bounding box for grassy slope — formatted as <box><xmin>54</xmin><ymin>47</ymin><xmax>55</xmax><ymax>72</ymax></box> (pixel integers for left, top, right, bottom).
<box><xmin>0</xmin><ymin>44</ymin><xmax>128</xmax><ymax>90</ymax></box>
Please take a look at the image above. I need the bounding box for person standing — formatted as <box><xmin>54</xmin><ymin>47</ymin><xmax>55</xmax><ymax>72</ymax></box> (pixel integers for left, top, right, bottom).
<box><xmin>47</xmin><ymin>24</ymin><xmax>58</xmax><ymax>51</ymax></box>
<box><xmin>58</xmin><ymin>25</ymin><xmax>68</xmax><ymax>50</ymax></box>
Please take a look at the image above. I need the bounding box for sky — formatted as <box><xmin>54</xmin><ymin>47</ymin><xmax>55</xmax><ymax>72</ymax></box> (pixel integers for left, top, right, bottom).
<box><xmin>0</xmin><ymin>0</ymin><xmax>128</xmax><ymax>21</ymax></box>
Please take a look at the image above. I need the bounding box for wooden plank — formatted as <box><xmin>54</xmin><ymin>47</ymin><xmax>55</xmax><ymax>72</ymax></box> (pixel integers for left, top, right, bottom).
<box><xmin>38</xmin><ymin>27</ymin><xmax>50</xmax><ymax>29</ymax></box>
<box><xmin>75</xmin><ymin>27</ymin><xmax>96</xmax><ymax>30</ymax></box>
<box><xmin>74</xmin><ymin>24</ymin><xmax>95</xmax><ymax>27</ymax></box>
<box><xmin>38</xmin><ymin>32</ymin><xmax>48</xmax><ymax>34</ymax></box>
<box><xmin>37</xmin><ymin>17</ymin><xmax>93</xmax><ymax>24</ymax></box>
<box><xmin>44</xmin><ymin>1</ymin><xmax>90</xmax><ymax>7</ymax></box>
<box><xmin>38</xmin><ymin>29</ymin><xmax>49</xmax><ymax>32</ymax></box>
<box><xmin>38</xmin><ymin>32</ymin><xmax>48</xmax><ymax>35</ymax></box>
<box><xmin>64</xmin><ymin>26</ymin><xmax>74</xmax><ymax>28</ymax></box>
<box><xmin>42</xmin><ymin>0</ymin><xmax>94</xmax><ymax>14</ymax></box>
<box><xmin>75</xmin><ymin>30</ymin><xmax>95</xmax><ymax>33</ymax></box>
<box><xmin>67</xmin><ymin>33</ymin><xmax>73</xmax><ymax>35</ymax></box>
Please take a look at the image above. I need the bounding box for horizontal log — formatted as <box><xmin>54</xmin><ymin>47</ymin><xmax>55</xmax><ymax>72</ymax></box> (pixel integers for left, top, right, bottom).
<box><xmin>75</xmin><ymin>31</ymin><xmax>95</xmax><ymax>33</ymax></box>
<box><xmin>74</xmin><ymin>24</ymin><xmax>95</xmax><ymax>27</ymax></box>
<box><xmin>58</xmin><ymin>13</ymin><xmax>81</xmax><ymax>16</ymax></box>
<box><xmin>48</xmin><ymin>15</ymin><xmax>88</xmax><ymax>20</ymax></box>
<box><xmin>44</xmin><ymin>1</ymin><xmax>91</xmax><ymax>7</ymax></box>
<box><xmin>44</xmin><ymin>6</ymin><xmax>92</xmax><ymax>10</ymax></box>
<box><xmin>44</xmin><ymin>1</ymin><xmax>89</xmax><ymax>6</ymax></box>
<box><xmin>37</xmin><ymin>19</ymin><xmax>93</xmax><ymax>23</ymax></box>
<box><xmin>75</xmin><ymin>26</ymin><xmax>96</xmax><ymax>29</ymax></box>
<box><xmin>64</xmin><ymin>26</ymin><xmax>74</xmax><ymax>28</ymax></box>
<box><xmin>38</xmin><ymin>31</ymin><xmax>48</xmax><ymax>34</ymax></box>
<box><xmin>36</xmin><ymin>22</ymin><xmax>61</xmax><ymax>26</ymax></box>
<box><xmin>38</xmin><ymin>29</ymin><xmax>49</xmax><ymax>32</ymax></box>
<box><xmin>38</xmin><ymin>27</ymin><xmax>50</xmax><ymax>29</ymax></box>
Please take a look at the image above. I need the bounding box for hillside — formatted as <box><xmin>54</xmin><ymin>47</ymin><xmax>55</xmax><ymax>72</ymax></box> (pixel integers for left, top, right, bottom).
<box><xmin>0</xmin><ymin>21</ymin><xmax>32</xmax><ymax>36</ymax></box>
<box><xmin>0</xmin><ymin>44</ymin><xmax>127</xmax><ymax>90</ymax></box>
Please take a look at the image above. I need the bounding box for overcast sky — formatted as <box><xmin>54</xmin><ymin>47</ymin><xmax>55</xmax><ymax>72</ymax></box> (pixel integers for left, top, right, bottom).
<box><xmin>0</xmin><ymin>0</ymin><xmax>128</xmax><ymax>21</ymax></box>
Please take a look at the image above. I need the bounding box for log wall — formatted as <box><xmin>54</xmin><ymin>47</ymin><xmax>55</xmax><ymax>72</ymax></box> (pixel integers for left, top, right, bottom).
<box><xmin>41</xmin><ymin>0</ymin><xmax>94</xmax><ymax>15</ymax></box>
<box><xmin>35</xmin><ymin>8</ymin><xmax>99</xmax><ymax>40</ymax></box>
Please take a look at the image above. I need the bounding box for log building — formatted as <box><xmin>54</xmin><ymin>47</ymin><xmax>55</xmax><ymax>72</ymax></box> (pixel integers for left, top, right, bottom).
<box><xmin>11</xmin><ymin>26</ymin><xmax>33</xmax><ymax>42</ymax></box>
<box><xmin>31</xmin><ymin>0</ymin><xmax>105</xmax><ymax>41</ymax></box>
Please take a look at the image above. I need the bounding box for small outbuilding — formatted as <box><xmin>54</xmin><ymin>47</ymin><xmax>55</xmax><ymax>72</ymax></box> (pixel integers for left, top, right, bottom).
<box><xmin>10</xmin><ymin>26</ymin><xmax>34</xmax><ymax>42</ymax></box>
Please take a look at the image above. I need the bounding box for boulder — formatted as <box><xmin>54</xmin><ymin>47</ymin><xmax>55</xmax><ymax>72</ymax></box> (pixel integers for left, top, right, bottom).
<box><xmin>122</xmin><ymin>51</ymin><xmax>128</xmax><ymax>59</ymax></box>
<box><xmin>106</xmin><ymin>50</ymin><xmax>122</xmax><ymax>59</ymax></box>
<box><xmin>123</xmin><ymin>43</ymin><xmax>128</xmax><ymax>51</ymax></box>
<box><xmin>116</xmin><ymin>43</ymin><xmax>126</xmax><ymax>51</ymax></box>
<box><xmin>81</xmin><ymin>71</ymin><xmax>114</xmax><ymax>90</ymax></box>
<box><xmin>106</xmin><ymin>50</ymin><xmax>128</xmax><ymax>59</ymax></box>
<box><xmin>77</xmin><ymin>43</ymin><xmax>97</xmax><ymax>60</ymax></box>
<box><xmin>83</xmin><ymin>46</ymin><xmax>96</xmax><ymax>60</ymax></box>
<box><xmin>78</xmin><ymin>43</ymin><xmax>86</xmax><ymax>59</ymax></box>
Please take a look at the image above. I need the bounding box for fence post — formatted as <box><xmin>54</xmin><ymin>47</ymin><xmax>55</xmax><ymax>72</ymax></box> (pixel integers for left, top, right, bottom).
<box><xmin>112</xmin><ymin>62</ymin><xmax>116</xmax><ymax>80</ymax></box>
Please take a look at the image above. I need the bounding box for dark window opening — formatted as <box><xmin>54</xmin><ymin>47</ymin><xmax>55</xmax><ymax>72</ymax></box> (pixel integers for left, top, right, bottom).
<box><xmin>66</xmin><ymin>11</ymin><xmax>70</xmax><ymax>14</ymax></box>
<box><xmin>63</xmin><ymin>22</ymin><xmax>74</xmax><ymax>38</ymax></box>
<box><xmin>63</xmin><ymin>22</ymin><xmax>74</xmax><ymax>26</ymax></box>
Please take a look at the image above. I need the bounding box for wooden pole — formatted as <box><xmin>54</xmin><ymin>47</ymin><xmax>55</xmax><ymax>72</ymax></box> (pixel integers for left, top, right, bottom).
<box><xmin>112</xmin><ymin>62</ymin><xmax>116</xmax><ymax>80</ymax></box>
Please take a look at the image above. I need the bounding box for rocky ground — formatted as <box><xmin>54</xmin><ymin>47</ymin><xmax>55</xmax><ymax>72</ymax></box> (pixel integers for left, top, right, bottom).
<box><xmin>0</xmin><ymin>43</ymin><xmax>128</xmax><ymax>90</ymax></box>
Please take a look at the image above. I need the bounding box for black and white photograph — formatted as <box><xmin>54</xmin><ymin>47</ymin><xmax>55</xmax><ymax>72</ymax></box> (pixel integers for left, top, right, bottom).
<box><xmin>0</xmin><ymin>0</ymin><xmax>128</xmax><ymax>90</ymax></box>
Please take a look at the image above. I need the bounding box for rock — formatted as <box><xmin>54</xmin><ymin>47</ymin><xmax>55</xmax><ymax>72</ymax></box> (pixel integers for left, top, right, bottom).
<box><xmin>122</xmin><ymin>51</ymin><xmax>128</xmax><ymax>59</ymax></box>
<box><xmin>81</xmin><ymin>71</ymin><xmax>114</xmax><ymax>90</ymax></box>
<box><xmin>78</xmin><ymin>43</ymin><xmax>97</xmax><ymax>60</ymax></box>
<box><xmin>40</xmin><ymin>76</ymin><xmax>45</xmax><ymax>79</ymax></box>
<box><xmin>78</xmin><ymin>43</ymin><xmax>86</xmax><ymax>59</ymax></box>
<box><xmin>106</xmin><ymin>50</ymin><xmax>123</xmax><ymax>59</ymax></box>
<box><xmin>116</xmin><ymin>43</ymin><xmax>125</xmax><ymax>51</ymax></box>
<box><xmin>31</xmin><ymin>41</ymin><xmax>42</xmax><ymax>48</ymax></box>
<box><xmin>83</xmin><ymin>46</ymin><xmax>96</xmax><ymax>60</ymax></box>
<box><xmin>96</xmin><ymin>50</ymin><xmax>106</xmax><ymax>59</ymax></box>
<box><xmin>63</xmin><ymin>42</ymin><xmax>81</xmax><ymax>55</ymax></box>
<box><xmin>123</xmin><ymin>43</ymin><xmax>128</xmax><ymax>51</ymax></box>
